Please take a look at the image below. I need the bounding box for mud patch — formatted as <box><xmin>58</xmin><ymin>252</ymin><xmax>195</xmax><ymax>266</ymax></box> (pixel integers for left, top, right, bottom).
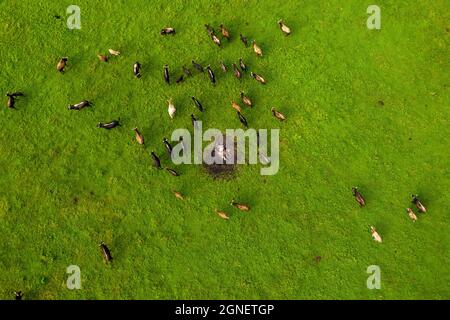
<box><xmin>203</xmin><ymin>161</ymin><xmax>236</xmax><ymax>178</ymax></box>
<box><xmin>203</xmin><ymin>134</ymin><xmax>237</xmax><ymax>179</ymax></box>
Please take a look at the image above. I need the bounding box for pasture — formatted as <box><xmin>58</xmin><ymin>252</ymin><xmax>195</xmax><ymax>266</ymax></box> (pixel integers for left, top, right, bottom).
<box><xmin>0</xmin><ymin>0</ymin><xmax>449</xmax><ymax>299</ymax></box>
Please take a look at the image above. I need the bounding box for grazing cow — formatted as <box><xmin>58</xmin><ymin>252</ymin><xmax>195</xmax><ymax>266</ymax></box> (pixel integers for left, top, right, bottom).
<box><xmin>230</xmin><ymin>199</ymin><xmax>250</xmax><ymax>211</ymax></box>
<box><xmin>97</xmin><ymin>54</ymin><xmax>108</xmax><ymax>62</ymax></box>
<box><xmin>239</xmin><ymin>58</ymin><xmax>247</xmax><ymax>71</ymax></box>
<box><xmin>351</xmin><ymin>187</ymin><xmax>366</xmax><ymax>207</ymax></box>
<box><xmin>240</xmin><ymin>92</ymin><xmax>252</xmax><ymax>107</ymax></box>
<box><xmin>133</xmin><ymin>62</ymin><xmax>142</xmax><ymax>78</ymax></box>
<box><xmin>133</xmin><ymin>127</ymin><xmax>144</xmax><ymax>145</ymax></box>
<box><xmin>211</xmin><ymin>33</ymin><xmax>221</xmax><ymax>47</ymax></box>
<box><xmin>160</xmin><ymin>27</ymin><xmax>176</xmax><ymax>35</ymax></box>
<box><xmin>219</xmin><ymin>24</ymin><xmax>230</xmax><ymax>40</ymax></box>
<box><xmin>220</xmin><ymin>62</ymin><xmax>227</xmax><ymax>72</ymax></box>
<box><xmin>232</xmin><ymin>63</ymin><xmax>242</xmax><ymax>79</ymax></box>
<box><xmin>240</xmin><ymin>34</ymin><xmax>248</xmax><ymax>47</ymax></box>
<box><xmin>231</xmin><ymin>101</ymin><xmax>242</xmax><ymax>113</ymax></box>
<box><xmin>108</xmin><ymin>49</ymin><xmax>121</xmax><ymax>56</ymax></box>
<box><xmin>192</xmin><ymin>60</ymin><xmax>204</xmax><ymax>72</ymax></box>
<box><xmin>412</xmin><ymin>195</ymin><xmax>427</xmax><ymax>213</ymax></box>
<box><xmin>271</xmin><ymin>107</ymin><xmax>286</xmax><ymax>121</ymax></box>
<box><xmin>14</xmin><ymin>291</ymin><xmax>22</xmax><ymax>300</ymax></box>
<box><xmin>97</xmin><ymin>120</ymin><xmax>120</xmax><ymax>129</ymax></box>
<box><xmin>57</xmin><ymin>57</ymin><xmax>68</xmax><ymax>72</ymax></box>
<box><xmin>237</xmin><ymin>112</ymin><xmax>248</xmax><ymax>128</ymax></box>
<box><xmin>176</xmin><ymin>75</ymin><xmax>184</xmax><ymax>83</ymax></box>
<box><xmin>68</xmin><ymin>100</ymin><xmax>91</xmax><ymax>110</ymax></box>
<box><xmin>6</xmin><ymin>93</ymin><xmax>22</xmax><ymax>109</ymax></box>
<box><xmin>173</xmin><ymin>190</ymin><xmax>184</xmax><ymax>200</ymax></box>
<box><xmin>191</xmin><ymin>96</ymin><xmax>203</xmax><ymax>112</ymax></box>
<box><xmin>164</xmin><ymin>64</ymin><xmax>170</xmax><ymax>84</ymax></box>
<box><xmin>216</xmin><ymin>210</ymin><xmax>230</xmax><ymax>220</ymax></box>
<box><xmin>167</xmin><ymin>99</ymin><xmax>176</xmax><ymax>119</ymax></box>
<box><xmin>151</xmin><ymin>152</ymin><xmax>161</xmax><ymax>168</ymax></box>
<box><xmin>183</xmin><ymin>66</ymin><xmax>192</xmax><ymax>77</ymax></box>
<box><xmin>166</xmin><ymin>168</ymin><xmax>179</xmax><ymax>176</ymax></box>
<box><xmin>259</xmin><ymin>153</ymin><xmax>271</xmax><ymax>165</ymax></box>
<box><xmin>278</xmin><ymin>19</ymin><xmax>291</xmax><ymax>35</ymax></box>
<box><xmin>99</xmin><ymin>242</ymin><xmax>113</xmax><ymax>262</ymax></box>
<box><xmin>370</xmin><ymin>226</ymin><xmax>382</xmax><ymax>243</ymax></box>
<box><xmin>163</xmin><ymin>137</ymin><xmax>173</xmax><ymax>155</ymax></box>
<box><xmin>251</xmin><ymin>72</ymin><xmax>266</xmax><ymax>84</ymax></box>
<box><xmin>252</xmin><ymin>40</ymin><xmax>263</xmax><ymax>56</ymax></box>
<box><xmin>406</xmin><ymin>208</ymin><xmax>418</xmax><ymax>222</ymax></box>
<box><xmin>206</xmin><ymin>65</ymin><xmax>216</xmax><ymax>84</ymax></box>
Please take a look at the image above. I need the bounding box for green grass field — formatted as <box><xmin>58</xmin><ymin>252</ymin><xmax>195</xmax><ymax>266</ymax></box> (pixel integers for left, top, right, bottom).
<box><xmin>0</xmin><ymin>0</ymin><xmax>449</xmax><ymax>299</ymax></box>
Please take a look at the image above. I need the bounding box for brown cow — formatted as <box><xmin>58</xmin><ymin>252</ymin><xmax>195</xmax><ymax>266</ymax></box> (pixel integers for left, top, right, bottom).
<box><xmin>133</xmin><ymin>128</ymin><xmax>144</xmax><ymax>145</ymax></box>
<box><xmin>352</xmin><ymin>187</ymin><xmax>366</xmax><ymax>207</ymax></box>
<box><xmin>230</xmin><ymin>199</ymin><xmax>250</xmax><ymax>211</ymax></box>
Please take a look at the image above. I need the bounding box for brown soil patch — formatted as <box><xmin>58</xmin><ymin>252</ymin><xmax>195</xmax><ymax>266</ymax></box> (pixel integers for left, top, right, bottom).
<box><xmin>203</xmin><ymin>134</ymin><xmax>237</xmax><ymax>179</ymax></box>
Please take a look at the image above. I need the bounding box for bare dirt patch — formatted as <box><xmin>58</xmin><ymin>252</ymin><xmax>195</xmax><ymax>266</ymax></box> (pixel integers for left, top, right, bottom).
<box><xmin>203</xmin><ymin>134</ymin><xmax>237</xmax><ymax>179</ymax></box>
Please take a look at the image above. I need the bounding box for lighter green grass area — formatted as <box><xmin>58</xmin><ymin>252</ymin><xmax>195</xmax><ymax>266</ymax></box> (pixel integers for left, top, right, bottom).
<box><xmin>0</xmin><ymin>0</ymin><xmax>449</xmax><ymax>299</ymax></box>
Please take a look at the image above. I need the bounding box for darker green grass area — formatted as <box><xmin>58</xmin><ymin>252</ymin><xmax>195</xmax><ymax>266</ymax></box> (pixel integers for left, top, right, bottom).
<box><xmin>0</xmin><ymin>0</ymin><xmax>449</xmax><ymax>299</ymax></box>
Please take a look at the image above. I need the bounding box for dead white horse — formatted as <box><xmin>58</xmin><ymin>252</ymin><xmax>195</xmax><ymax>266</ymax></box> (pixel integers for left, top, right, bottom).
<box><xmin>215</xmin><ymin>143</ymin><xmax>231</xmax><ymax>161</ymax></box>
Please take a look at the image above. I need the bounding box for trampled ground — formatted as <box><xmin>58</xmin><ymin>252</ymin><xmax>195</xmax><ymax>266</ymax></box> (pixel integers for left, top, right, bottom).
<box><xmin>0</xmin><ymin>0</ymin><xmax>449</xmax><ymax>299</ymax></box>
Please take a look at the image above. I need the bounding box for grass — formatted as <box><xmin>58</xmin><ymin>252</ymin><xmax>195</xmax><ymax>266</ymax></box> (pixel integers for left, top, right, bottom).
<box><xmin>0</xmin><ymin>0</ymin><xmax>449</xmax><ymax>299</ymax></box>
